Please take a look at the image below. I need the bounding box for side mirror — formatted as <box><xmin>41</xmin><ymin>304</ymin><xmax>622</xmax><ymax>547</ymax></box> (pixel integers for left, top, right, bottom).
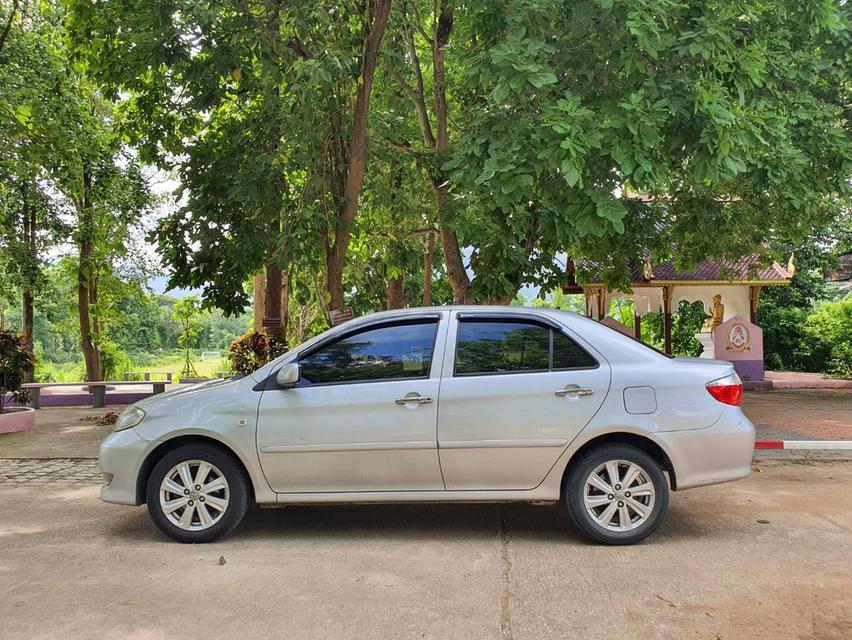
<box><xmin>275</xmin><ymin>363</ymin><xmax>300</xmax><ymax>387</ymax></box>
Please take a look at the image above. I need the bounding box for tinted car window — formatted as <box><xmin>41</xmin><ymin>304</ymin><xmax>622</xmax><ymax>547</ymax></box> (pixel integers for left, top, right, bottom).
<box><xmin>455</xmin><ymin>321</ymin><xmax>550</xmax><ymax>375</ymax></box>
<box><xmin>299</xmin><ymin>321</ymin><xmax>438</xmax><ymax>385</ymax></box>
<box><xmin>552</xmin><ymin>330</ymin><xmax>597</xmax><ymax>369</ymax></box>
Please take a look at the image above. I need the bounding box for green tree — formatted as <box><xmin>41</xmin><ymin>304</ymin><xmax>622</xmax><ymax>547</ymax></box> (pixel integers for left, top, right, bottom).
<box><xmin>407</xmin><ymin>0</ymin><xmax>851</xmax><ymax>301</ymax></box>
<box><xmin>1</xmin><ymin>1</ymin><xmax>154</xmax><ymax>381</ymax></box>
<box><xmin>171</xmin><ymin>296</ymin><xmax>202</xmax><ymax>378</ymax></box>
<box><xmin>68</xmin><ymin>0</ymin><xmax>396</xmax><ymax>330</ymax></box>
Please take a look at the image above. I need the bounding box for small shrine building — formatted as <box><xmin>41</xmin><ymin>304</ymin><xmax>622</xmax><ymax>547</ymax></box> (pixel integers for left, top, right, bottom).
<box><xmin>565</xmin><ymin>255</ymin><xmax>791</xmax><ymax>380</ymax></box>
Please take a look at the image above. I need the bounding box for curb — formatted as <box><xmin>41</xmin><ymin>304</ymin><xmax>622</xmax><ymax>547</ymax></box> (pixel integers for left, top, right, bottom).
<box><xmin>755</xmin><ymin>440</ymin><xmax>852</xmax><ymax>450</ymax></box>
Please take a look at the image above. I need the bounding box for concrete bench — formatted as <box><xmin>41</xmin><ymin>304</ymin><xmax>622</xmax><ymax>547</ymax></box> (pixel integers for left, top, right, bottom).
<box><xmin>21</xmin><ymin>380</ymin><xmax>169</xmax><ymax>409</ymax></box>
<box><xmin>123</xmin><ymin>372</ymin><xmax>173</xmax><ymax>382</ymax></box>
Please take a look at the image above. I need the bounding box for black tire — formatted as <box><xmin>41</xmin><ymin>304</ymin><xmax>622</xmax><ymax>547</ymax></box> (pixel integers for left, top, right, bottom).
<box><xmin>561</xmin><ymin>444</ymin><xmax>669</xmax><ymax>545</ymax></box>
<box><xmin>146</xmin><ymin>444</ymin><xmax>250</xmax><ymax>543</ymax></box>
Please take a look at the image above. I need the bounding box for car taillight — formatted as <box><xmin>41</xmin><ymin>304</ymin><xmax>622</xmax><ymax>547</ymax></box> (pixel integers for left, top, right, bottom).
<box><xmin>706</xmin><ymin>373</ymin><xmax>743</xmax><ymax>406</ymax></box>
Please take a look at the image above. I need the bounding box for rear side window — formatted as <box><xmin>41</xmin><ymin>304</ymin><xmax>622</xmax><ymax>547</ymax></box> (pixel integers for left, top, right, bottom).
<box><xmin>455</xmin><ymin>319</ymin><xmax>597</xmax><ymax>375</ymax></box>
<box><xmin>552</xmin><ymin>329</ymin><xmax>598</xmax><ymax>369</ymax></box>
<box><xmin>299</xmin><ymin>320</ymin><xmax>438</xmax><ymax>385</ymax></box>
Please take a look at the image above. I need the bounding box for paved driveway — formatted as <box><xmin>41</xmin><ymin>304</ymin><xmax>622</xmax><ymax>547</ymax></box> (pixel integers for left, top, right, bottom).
<box><xmin>1</xmin><ymin>459</ymin><xmax>850</xmax><ymax>640</ymax></box>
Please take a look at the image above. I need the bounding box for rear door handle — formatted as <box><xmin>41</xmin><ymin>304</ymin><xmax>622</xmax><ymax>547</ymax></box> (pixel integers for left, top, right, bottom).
<box><xmin>555</xmin><ymin>385</ymin><xmax>594</xmax><ymax>398</ymax></box>
<box><xmin>395</xmin><ymin>395</ymin><xmax>433</xmax><ymax>405</ymax></box>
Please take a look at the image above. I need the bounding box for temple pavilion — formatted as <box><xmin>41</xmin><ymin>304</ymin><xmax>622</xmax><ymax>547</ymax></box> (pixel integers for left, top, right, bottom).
<box><xmin>564</xmin><ymin>255</ymin><xmax>792</xmax><ymax>356</ymax></box>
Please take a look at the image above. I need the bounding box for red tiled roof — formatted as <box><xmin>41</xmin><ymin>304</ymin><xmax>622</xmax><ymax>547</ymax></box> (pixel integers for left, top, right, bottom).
<box><xmin>579</xmin><ymin>254</ymin><xmax>791</xmax><ymax>285</ymax></box>
<box><xmin>629</xmin><ymin>255</ymin><xmax>791</xmax><ymax>282</ymax></box>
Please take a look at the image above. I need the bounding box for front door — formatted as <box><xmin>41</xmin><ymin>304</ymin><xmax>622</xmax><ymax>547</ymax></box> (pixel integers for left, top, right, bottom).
<box><xmin>256</xmin><ymin>316</ymin><xmax>447</xmax><ymax>493</ymax></box>
<box><xmin>437</xmin><ymin>313</ymin><xmax>610</xmax><ymax>490</ymax></box>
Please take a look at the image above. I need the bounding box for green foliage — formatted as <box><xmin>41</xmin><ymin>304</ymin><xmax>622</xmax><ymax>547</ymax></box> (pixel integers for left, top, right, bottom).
<box><xmin>227</xmin><ymin>330</ymin><xmax>287</xmax><ymax>376</ymax></box>
<box><xmin>0</xmin><ymin>0</ymin><xmax>847</xmax><ymax>383</ymax></box>
<box><xmin>761</xmin><ymin>306</ymin><xmax>812</xmax><ymax>372</ymax></box>
<box><xmin>804</xmin><ymin>299</ymin><xmax>852</xmax><ymax>378</ymax></box>
<box><xmin>171</xmin><ymin>296</ymin><xmax>202</xmax><ymax>377</ymax></box>
<box><xmin>0</xmin><ymin>330</ymin><xmax>34</xmax><ymax>412</ymax></box>
<box><xmin>99</xmin><ymin>340</ymin><xmax>132</xmax><ymax>381</ymax></box>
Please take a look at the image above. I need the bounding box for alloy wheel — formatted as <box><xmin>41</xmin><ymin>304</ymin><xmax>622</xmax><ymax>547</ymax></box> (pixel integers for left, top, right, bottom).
<box><xmin>583</xmin><ymin>459</ymin><xmax>656</xmax><ymax>532</ymax></box>
<box><xmin>159</xmin><ymin>460</ymin><xmax>230</xmax><ymax>531</ymax></box>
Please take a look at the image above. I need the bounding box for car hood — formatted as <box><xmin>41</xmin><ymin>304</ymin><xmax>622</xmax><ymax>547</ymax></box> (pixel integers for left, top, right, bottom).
<box><xmin>132</xmin><ymin>376</ymin><xmax>243</xmax><ymax>409</ymax></box>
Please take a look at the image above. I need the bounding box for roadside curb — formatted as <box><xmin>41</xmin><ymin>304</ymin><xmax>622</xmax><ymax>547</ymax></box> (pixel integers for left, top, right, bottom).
<box><xmin>755</xmin><ymin>440</ymin><xmax>852</xmax><ymax>450</ymax></box>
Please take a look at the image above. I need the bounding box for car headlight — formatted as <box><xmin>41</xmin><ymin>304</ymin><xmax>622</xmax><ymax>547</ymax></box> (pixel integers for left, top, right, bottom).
<box><xmin>114</xmin><ymin>406</ymin><xmax>146</xmax><ymax>432</ymax></box>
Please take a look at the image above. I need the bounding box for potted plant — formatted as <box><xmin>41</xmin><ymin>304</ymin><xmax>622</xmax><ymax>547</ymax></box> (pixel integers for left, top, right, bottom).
<box><xmin>0</xmin><ymin>329</ymin><xmax>36</xmax><ymax>434</ymax></box>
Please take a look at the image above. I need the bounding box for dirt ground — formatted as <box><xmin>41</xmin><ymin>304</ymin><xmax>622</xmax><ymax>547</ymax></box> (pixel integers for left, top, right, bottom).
<box><xmin>0</xmin><ymin>459</ymin><xmax>850</xmax><ymax>640</ymax></box>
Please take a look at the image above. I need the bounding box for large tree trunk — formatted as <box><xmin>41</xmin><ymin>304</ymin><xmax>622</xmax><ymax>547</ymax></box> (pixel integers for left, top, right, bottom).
<box><xmin>398</xmin><ymin>1</ymin><xmax>468</xmax><ymax>303</ymax></box>
<box><xmin>263</xmin><ymin>259</ymin><xmax>285</xmax><ymax>342</ymax></box>
<box><xmin>326</xmin><ymin>0</ymin><xmax>393</xmax><ymax>311</ymax></box>
<box><xmin>20</xmin><ymin>182</ymin><xmax>35</xmax><ymax>382</ymax></box>
<box><xmin>262</xmin><ymin>218</ymin><xmax>285</xmax><ymax>342</ymax></box>
<box><xmin>77</xmin><ymin>169</ymin><xmax>102</xmax><ymax>382</ymax></box>
<box><xmin>435</xmin><ymin>185</ymin><xmax>470</xmax><ymax>303</ymax></box>
<box><xmin>21</xmin><ymin>291</ymin><xmax>34</xmax><ymax>383</ymax></box>
<box><xmin>78</xmin><ymin>240</ymin><xmax>102</xmax><ymax>382</ymax></box>
<box><xmin>386</xmin><ymin>276</ymin><xmax>404</xmax><ymax>309</ymax></box>
<box><xmin>430</xmin><ymin>2</ymin><xmax>471</xmax><ymax>302</ymax></box>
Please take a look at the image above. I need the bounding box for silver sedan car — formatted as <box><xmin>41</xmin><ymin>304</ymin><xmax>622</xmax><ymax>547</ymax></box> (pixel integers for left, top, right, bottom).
<box><xmin>100</xmin><ymin>306</ymin><xmax>754</xmax><ymax>544</ymax></box>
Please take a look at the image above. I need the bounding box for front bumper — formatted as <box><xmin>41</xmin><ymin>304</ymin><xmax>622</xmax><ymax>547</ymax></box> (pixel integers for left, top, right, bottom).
<box><xmin>99</xmin><ymin>427</ymin><xmax>151</xmax><ymax>505</ymax></box>
<box><xmin>654</xmin><ymin>409</ymin><xmax>756</xmax><ymax>491</ymax></box>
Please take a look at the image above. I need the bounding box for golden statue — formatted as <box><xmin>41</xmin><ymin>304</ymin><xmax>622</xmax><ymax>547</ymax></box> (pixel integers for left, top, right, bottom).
<box><xmin>702</xmin><ymin>294</ymin><xmax>725</xmax><ymax>333</ymax></box>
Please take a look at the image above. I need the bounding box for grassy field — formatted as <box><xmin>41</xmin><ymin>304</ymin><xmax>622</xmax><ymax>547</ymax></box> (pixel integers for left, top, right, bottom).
<box><xmin>36</xmin><ymin>350</ymin><xmax>232</xmax><ymax>382</ymax></box>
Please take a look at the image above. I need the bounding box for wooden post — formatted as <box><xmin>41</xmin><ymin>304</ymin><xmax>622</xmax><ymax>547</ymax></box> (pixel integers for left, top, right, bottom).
<box><xmin>634</xmin><ymin>313</ymin><xmax>642</xmax><ymax>340</ymax></box>
<box><xmin>749</xmin><ymin>285</ymin><xmax>761</xmax><ymax>325</ymax></box>
<box><xmin>662</xmin><ymin>286</ymin><xmax>673</xmax><ymax>355</ymax></box>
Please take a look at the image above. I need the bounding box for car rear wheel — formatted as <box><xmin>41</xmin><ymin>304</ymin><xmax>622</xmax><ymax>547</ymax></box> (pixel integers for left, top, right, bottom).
<box><xmin>146</xmin><ymin>444</ymin><xmax>250</xmax><ymax>543</ymax></box>
<box><xmin>562</xmin><ymin>444</ymin><xmax>669</xmax><ymax>545</ymax></box>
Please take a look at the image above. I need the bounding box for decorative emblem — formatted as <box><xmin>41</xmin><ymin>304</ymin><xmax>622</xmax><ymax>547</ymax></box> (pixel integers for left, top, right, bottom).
<box><xmin>726</xmin><ymin>322</ymin><xmax>751</xmax><ymax>353</ymax></box>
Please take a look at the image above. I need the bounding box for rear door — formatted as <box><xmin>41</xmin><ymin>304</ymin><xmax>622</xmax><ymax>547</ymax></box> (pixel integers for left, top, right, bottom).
<box><xmin>437</xmin><ymin>312</ymin><xmax>610</xmax><ymax>490</ymax></box>
<box><xmin>256</xmin><ymin>314</ymin><xmax>447</xmax><ymax>493</ymax></box>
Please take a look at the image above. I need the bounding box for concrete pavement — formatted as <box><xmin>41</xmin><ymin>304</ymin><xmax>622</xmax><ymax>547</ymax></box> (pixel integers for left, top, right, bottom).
<box><xmin>0</xmin><ymin>460</ymin><xmax>851</xmax><ymax>640</ymax></box>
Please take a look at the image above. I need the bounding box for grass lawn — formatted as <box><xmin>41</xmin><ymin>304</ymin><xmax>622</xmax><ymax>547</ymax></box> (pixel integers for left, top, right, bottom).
<box><xmin>37</xmin><ymin>350</ymin><xmax>231</xmax><ymax>382</ymax></box>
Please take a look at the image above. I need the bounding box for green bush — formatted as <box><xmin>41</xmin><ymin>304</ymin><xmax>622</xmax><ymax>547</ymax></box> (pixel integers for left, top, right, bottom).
<box><xmin>99</xmin><ymin>341</ymin><xmax>134</xmax><ymax>381</ymax></box>
<box><xmin>0</xmin><ymin>330</ymin><xmax>35</xmax><ymax>412</ymax></box>
<box><xmin>805</xmin><ymin>299</ymin><xmax>852</xmax><ymax>378</ymax></box>
<box><xmin>228</xmin><ymin>330</ymin><xmax>287</xmax><ymax>375</ymax></box>
<box><xmin>761</xmin><ymin>306</ymin><xmax>813</xmax><ymax>372</ymax></box>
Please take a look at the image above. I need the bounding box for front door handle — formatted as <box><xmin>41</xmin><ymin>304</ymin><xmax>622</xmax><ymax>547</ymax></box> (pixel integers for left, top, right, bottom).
<box><xmin>555</xmin><ymin>385</ymin><xmax>594</xmax><ymax>398</ymax></box>
<box><xmin>395</xmin><ymin>395</ymin><xmax>433</xmax><ymax>405</ymax></box>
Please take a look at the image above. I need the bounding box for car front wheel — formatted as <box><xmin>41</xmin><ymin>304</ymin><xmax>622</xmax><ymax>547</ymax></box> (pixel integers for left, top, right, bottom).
<box><xmin>146</xmin><ymin>444</ymin><xmax>250</xmax><ymax>543</ymax></box>
<box><xmin>562</xmin><ymin>444</ymin><xmax>669</xmax><ymax>545</ymax></box>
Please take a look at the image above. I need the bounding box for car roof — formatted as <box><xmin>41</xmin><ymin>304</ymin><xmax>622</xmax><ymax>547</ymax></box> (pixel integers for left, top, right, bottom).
<box><xmin>347</xmin><ymin>305</ymin><xmax>581</xmax><ymax>320</ymax></box>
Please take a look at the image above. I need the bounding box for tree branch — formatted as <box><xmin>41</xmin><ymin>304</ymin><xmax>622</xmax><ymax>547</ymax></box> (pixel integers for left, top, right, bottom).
<box><xmin>401</xmin><ymin>11</ymin><xmax>436</xmax><ymax>148</ymax></box>
<box><xmin>410</xmin><ymin>0</ymin><xmax>433</xmax><ymax>45</ymax></box>
<box><xmin>0</xmin><ymin>0</ymin><xmax>19</xmax><ymax>54</ymax></box>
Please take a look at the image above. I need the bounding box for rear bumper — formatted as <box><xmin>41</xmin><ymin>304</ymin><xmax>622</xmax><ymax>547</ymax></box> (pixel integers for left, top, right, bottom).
<box><xmin>654</xmin><ymin>410</ymin><xmax>755</xmax><ymax>490</ymax></box>
<box><xmin>99</xmin><ymin>427</ymin><xmax>150</xmax><ymax>505</ymax></box>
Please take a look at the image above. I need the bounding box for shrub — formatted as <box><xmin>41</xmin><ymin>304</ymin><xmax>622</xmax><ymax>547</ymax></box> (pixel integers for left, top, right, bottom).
<box><xmin>0</xmin><ymin>330</ymin><xmax>34</xmax><ymax>413</ymax></box>
<box><xmin>804</xmin><ymin>299</ymin><xmax>852</xmax><ymax>378</ymax></box>
<box><xmin>227</xmin><ymin>330</ymin><xmax>287</xmax><ymax>375</ymax></box>
<box><xmin>761</xmin><ymin>306</ymin><xmax>813</xmax><ymax>372</ymax></box>
<box><xmin>100</xmin><ymin>341</ymin><xmax>133</xmax><ymax>381</ymax></box>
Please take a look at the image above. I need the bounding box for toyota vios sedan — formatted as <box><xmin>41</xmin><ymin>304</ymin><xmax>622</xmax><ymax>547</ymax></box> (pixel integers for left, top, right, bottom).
<box><xmin>100</xmin><ymin>306</ymin><xmax>754</xmax><ymax>544</ymax></box>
